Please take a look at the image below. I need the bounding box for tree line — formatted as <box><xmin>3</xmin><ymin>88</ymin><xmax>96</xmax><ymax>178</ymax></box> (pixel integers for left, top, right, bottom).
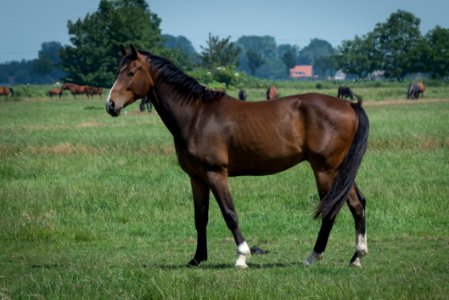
<box><xmin>1</xmin><ymin>1</ymin><xmax>448</xmax><ymax>87</ymax></box>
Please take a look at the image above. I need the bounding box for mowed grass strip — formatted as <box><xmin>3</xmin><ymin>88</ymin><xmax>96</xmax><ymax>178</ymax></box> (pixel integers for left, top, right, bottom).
<box><xmin>0</xmin><ymin>96</ymin><xmax>448</xmax><ymax>299</ymax></box>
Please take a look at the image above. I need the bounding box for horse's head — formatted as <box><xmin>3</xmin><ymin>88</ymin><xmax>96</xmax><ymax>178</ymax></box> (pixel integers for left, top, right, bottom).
<box><xmin>106</xmin><ymin>45</ymin><xmax>153</xmax><ymax>117</ymax></box>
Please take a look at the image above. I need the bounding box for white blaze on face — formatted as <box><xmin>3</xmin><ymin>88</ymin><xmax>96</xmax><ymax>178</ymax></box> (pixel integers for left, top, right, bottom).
<box><xmin>106</xmin><ymin>81</ymin><xmax>117</xmax><ymax>104</ymax></box>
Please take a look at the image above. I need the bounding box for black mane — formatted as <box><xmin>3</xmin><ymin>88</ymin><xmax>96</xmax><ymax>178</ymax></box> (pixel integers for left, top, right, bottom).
<box><xmin>140</xmin><ymin>51</ymin><xmax>225</xmax><ymax>102</ymax></box>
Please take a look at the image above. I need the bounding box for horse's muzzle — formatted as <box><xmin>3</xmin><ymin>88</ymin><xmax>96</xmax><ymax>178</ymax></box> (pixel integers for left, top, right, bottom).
<box><xmin>105</xmin><ymin>99</ymin><xmax>120</xmax><ymax>117</ymax></box>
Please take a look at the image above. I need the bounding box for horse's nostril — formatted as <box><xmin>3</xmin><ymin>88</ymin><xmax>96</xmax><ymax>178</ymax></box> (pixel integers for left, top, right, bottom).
<box><xmin>106</xmin><ymin>100</ymin><xmax>114</xmax><ymax>113</ymax></box>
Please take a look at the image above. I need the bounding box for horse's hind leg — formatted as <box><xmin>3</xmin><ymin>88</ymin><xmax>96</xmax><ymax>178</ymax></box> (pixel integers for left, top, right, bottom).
<box><xmin>347</xmin><ymin>184</ymin><xmax>368</xmax><ymax>267</ymax></box>
<box><xmin>188</xmin><ymin>176</ymin><xmax>210</xmax><ymax>267</ymax></box>
<box><xmin>304</xmin><ymin>170</ymin><xmax>337</xmax><ymax>266</ymax></box>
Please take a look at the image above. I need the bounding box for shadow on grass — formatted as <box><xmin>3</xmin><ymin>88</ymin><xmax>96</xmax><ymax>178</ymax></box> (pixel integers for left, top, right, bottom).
<box><xmin>141</xmin><ymin>261</ymin><xmax>304</xmax><ymax>270</ymax></box>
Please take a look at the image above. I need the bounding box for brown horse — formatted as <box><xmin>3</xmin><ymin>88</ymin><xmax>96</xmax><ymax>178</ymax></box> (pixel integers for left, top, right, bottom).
<box><xmin>61</xmin><ymin>83</ymin><xmax>85</xmax><ymax>97</ymax></box>
<box><xmin>266</xmin><ymin>86</ymin><xmax>278</xmax><ymax>100</ymax></box>
<box><xmin>83</xmin><ymin>86</ymin><xmax>104</xmax><ymax>98</ymax></box>
<box><xmin>48</xmin><ymin>88</ymin><xmax>62</xmax><ymax>98</ymax></box>
<box><xmin>106</xmin><ymin>46</ymin><xmax>369</xmax><ymax>268</ymax></box>
<box><xmin>407</xmin><ymin>82</ymin><xmax>425</xmax><ymax>99</ymax></box>
<box><xmin>337</xmin><ymin>86</ymin><xmax>362</xmax><ymax>101</ymax></box>
<box><xmin>0</xmin><ymin>86</ymin><xmax>14</xmax><ymax>97</ymax></box>
<box><xmin>238</xmin><ymin>89</ymin><xmax>247</xmax><ymax>101</ymax></box>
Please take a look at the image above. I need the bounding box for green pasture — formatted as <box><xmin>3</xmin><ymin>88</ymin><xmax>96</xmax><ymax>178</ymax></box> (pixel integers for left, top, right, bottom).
<box><xmin>0</xmin><ymin>93</ymin><xmax>448</xmax><ymax>299</ymax></box>
<box><xmin>5</xmin><ymin>79</ymin><xmax>449</xmax><ymax>101</ymax></box>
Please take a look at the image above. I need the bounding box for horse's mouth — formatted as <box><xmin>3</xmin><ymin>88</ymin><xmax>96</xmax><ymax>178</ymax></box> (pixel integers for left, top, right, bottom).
<box><xmin>105</xmin><ymin>100</ymin><xmax>122</xmax><ymax>117</ymax></box>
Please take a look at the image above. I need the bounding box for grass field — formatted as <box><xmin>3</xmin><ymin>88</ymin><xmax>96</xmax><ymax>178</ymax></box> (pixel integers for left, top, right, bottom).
<box><xmin>1</xmin><ymin>92</ymin><xmax>448</xmax><ymax>299</ymax></box>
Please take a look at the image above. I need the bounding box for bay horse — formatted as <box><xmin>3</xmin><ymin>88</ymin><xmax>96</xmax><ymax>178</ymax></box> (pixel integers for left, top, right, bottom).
<box><xmin>238</xmin><ymin>89</ymin><xmax>247</xmax><ymax>101</ymax></box>
<box><xmin>0</xmin><ymin>86</ymin><xmax>14</xmax><ymax>97</ymax></box>
<box><xmin>407</xmin><ymin>82</ymin><xmax>425</xmax><ymax>99</ymax></box>
<box><xmin>61</xmin><ymin>83</ymin><xmax>85</xmax><ymax>97</ymax></box>
<box><xmin>266</xmin><ymin>86</ymin><xmax>278</xmax><ymax>100</ymax></box>
<box><xmin>48</xmin><ymin>88</ymin><xmax>62</xmax><ymax>98</ymax></box>
<box><xmin>337</xmin><ymin>86</ymin><xmax>362</xmax><ymax>102</ymax></box>
<box><xmin>106</xmin><ymin>45</ymin><xmax>369</xmax><ymax>269</ymax></box>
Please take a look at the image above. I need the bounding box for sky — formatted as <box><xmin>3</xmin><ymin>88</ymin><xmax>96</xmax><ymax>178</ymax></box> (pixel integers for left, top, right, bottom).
<box><xmin>1</xmin><ymin>0</ymin><xmax>448</xmax><ymax>63</ymax></box>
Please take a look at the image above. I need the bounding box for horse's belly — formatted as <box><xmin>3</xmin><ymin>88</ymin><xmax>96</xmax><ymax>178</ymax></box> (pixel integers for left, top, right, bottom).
<box><xmin>228</xmin><ymin>152</ymin><xmax>305</xmax><ymax>176</ymax></box>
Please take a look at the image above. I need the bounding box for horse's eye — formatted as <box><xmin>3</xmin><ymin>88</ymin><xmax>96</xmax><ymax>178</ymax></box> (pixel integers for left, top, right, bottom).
<box><xmin>127</xmin><ymin>72</ymin><xmax>134</xmax><ymax>77</ymax></box>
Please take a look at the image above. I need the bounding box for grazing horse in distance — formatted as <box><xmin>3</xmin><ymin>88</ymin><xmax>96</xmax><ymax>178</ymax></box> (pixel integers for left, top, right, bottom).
<box><xmin>0</xmin><ymin>86</ymin><xmax>14</xmax><ymax>97</ymax></box>
<box><xmin>84</xmin><ymin>86</ymin><xmax>104</xmax><ymax>98</ymax></box>
<box><xmin>266</xmin><ymin>86</ymin><xmax>278</xmax><ymax>100</ymax></box>
<box><xmin>338</xmin><ymin>86</ymin><xmax>362</xmax><ymax>102</ymax></box>
<box><xmin>337</xmin><ymin>86</ymin><xmax>353</xmax><ymax>99</ymax></box>
<box><xmin>238</xmin><ymin>89</ymin><xmax>247</xmax><ymax>101</ymax></box>
<box><xmin>48</xmin><ymin>88</ymin><xmax>62</xmax><ymax>98</ymax></box>
<box><xmin>61</xmin><ymin>83</ymin><xmax>85</xmax><ymax>97</ymax></box>
<box><xmin>407</xmin><ymin>82</ymin><xmax>425</xmax><ymax>99</ymax></box>
<box><xmin>93</xmin><ymin>87</ymin><xmax>103</xmax><ymax>96</ymax></box>
<box><xmin>106</xmin><ymin>45</ymin><xmax>369</xmax><ymax>269</ymax></box>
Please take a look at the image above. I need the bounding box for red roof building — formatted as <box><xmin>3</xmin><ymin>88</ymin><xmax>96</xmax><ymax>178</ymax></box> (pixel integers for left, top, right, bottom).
<box><xmin>290</xmin><ymin>65</ymin><xmax>313</xmax><ymax>79</ymax></box>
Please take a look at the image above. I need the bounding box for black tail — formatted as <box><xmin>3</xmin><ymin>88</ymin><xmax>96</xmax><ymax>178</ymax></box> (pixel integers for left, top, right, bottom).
<box><xmin>9</xmin><ymin>88</ymin><xmax>14</xmax><ymax>96</ymax></box>
<box><xmin>315</xmin><ymin>102</ymin><xmax>369</xmax><ymax>219</ymax></box>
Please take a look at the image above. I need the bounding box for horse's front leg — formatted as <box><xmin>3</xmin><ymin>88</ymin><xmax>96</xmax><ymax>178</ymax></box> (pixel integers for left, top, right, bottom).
<box><xmin>188</xmin><ymin>176</ymin><xmax>210</xmax><ymax>267</ymax></box>
<box><xmin>207</xmin><ymin>170</ymin><xmax>251</xmax><ymax>269</ymax></box>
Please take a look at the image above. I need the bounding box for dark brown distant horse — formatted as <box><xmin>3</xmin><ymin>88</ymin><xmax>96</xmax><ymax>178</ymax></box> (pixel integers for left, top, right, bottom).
<box><xmin>0</xmin><ymin>86</ymin><xmax>14</xmax><ymax>97</ymax></box>
<box><xmin>61</xmin><ymin>83</ymin><xmax>85</xmax><ymax>97</ymax></box>
<box><xmin>238</xmin><ymin>89</ymin><xmax>247</xmax><ymax>101</ymax></box>
<box><xmin>337</xmin><ymin>86</ymin><xmax>362</xmax><ymax>101</ymax></box>
<box><xmin>337</xmin><ymin>86</ymin><xmax>353</xmax><ymax>99</ymax></box>
<box><xmin>266</xmin><ymin>86</ymin><xmax>278</xmax><ymax>100</ymax></box>
<box><xmin>48</xmin><ymin>88</ymin><xmax>62</xmax><ymax>98</ymax></box>
<box><xmin>407</xmin><ymin>82</ymin><xmax>425</xmax><ymax>99</ymax></box>
<box><xmin>106</xmin><ymin>46</ymin><xmax>369</xmax><ymax>269</ymax></box>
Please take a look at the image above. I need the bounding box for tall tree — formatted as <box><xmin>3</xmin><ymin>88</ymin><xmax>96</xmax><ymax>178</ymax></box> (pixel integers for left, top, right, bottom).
<box><xmin>32</xmin><ymin>42</ymin><xmax>64</xmax><ymax>79</ymax></box>
<box><xmin>236</xmin><ymin>35</ymin><xmax>287</xmax><ymax>79</ymax></box>
<box><xmin>246</xmin><ymin>50</ymin><xmax>265</xmax><ymax>76</ymax></box>
<box><xmin>297</xmin><ymin>39</ymin><xmax>334</xmax><ymax>65</ymax></box>
<box><xmin>200</xmin><ymin>33</ymin><xmax>240</xmax><ymax>68</ymax></box>
<box><xmin>334</xmin><ymin>34</ymin><xmax>378</xmax><ymax>78</ymax></box>
<box><xmin>371</xmin><ymin>10</ymin><xmax>422</xmax><ymax>80</ymax></box>
<box><xmin>60</xmin><ymin>0</ymin><xmax>162</xmax><ymax>87</ymax></box>
<box><xmin>278</xmin><ymin>44</ymin><xmax>298</xmax><ymax>76</ymax></box>
<box><xmin>423</xmin><ymin>26</ymin><xmax>449</xmax><ymax>79</ymax></box>
<box><xmin>161</xmin><ymin>34</ymin><xmax>199</xmax><ymax>70</ymax></box>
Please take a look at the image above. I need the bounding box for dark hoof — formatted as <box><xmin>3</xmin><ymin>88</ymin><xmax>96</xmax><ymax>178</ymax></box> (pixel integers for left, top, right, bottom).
<box><xmin>187</xmin><ymin>258</ymin><xmax>205</xmax><ymax>267</ymax></box>
<box><xmin>250</xmin><ymin>246</ymin><xmax>269</xmax><ymax>255</ymax></box>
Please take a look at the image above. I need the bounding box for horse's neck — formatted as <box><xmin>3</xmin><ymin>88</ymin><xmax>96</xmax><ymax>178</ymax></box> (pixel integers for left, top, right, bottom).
<box><xmin>150</xmin><ymin>82</ymin><xmax>200</xmax><ymax>140</ymax></box>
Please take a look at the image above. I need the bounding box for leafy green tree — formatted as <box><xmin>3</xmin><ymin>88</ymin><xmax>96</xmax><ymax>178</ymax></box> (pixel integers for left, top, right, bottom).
<box><xmin>237</xmin><ymin>35</ymin><xmax>278</xmax><ymax>58</ymax></box>
<box><xmin>200</xmin><ymin>33</ymin><xmax>240</xmax><ymax>68</ymax></box>
<box><xmin>371</xmin><ymin>10</ymin><xmax>422</xmax><ymax>80</ymax></box>
<box><xmin>423</xmin><ymin>26</ymin><xmax>449</xmax><ymax>79</ymax></box>
<box><xmin>161</xmin><ymin>34</ymin><xmax>199</xmax><ymax>70</ymax></box>
<box><xmin>60</xmin><ymin>0</ymin><xmax>162</xmax><ymax>87</ymax></box>
<box><xmin>297</xmin><ymin>39</ymin><xmax>334</xmax><ymax>78</ymax></box>
<box><xmin>236</xmin><ymin>35</ymin><xmax>291</xmax><ymax>79</ymax></box>
<box><xmin>334</xmin><ymin>35</ymin><xmax>378</xmax><ymax>78</ymax></box>
<box><xmin>297</xmin><ymin>39</ymin><xmax>333</xmax><ymax>65</ymax></box>
<box><xmin>278</xmin><ymin>44</ymin><xmax>298</xmax><ymax>76</ymax></box>
<box><xmin>32</xmin><ymin>42</ymin><xmax>64</xmax><ymax>80</ymax></box>
<box><xmin>246</xmin><ymin>50</ymin><xmax>265</xmax><ymax>76</ymax></box>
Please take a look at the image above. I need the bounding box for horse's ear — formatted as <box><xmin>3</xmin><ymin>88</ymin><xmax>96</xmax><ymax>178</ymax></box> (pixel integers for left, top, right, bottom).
<box><xmin>120</xmin><ymin>45</ymin><xmax>127</xmax><ymax>56</ymax></box>
<box><xmin>130</xmin><ymin>44</ymin><xmax>138</xmax><ymax>58</ymax></box>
